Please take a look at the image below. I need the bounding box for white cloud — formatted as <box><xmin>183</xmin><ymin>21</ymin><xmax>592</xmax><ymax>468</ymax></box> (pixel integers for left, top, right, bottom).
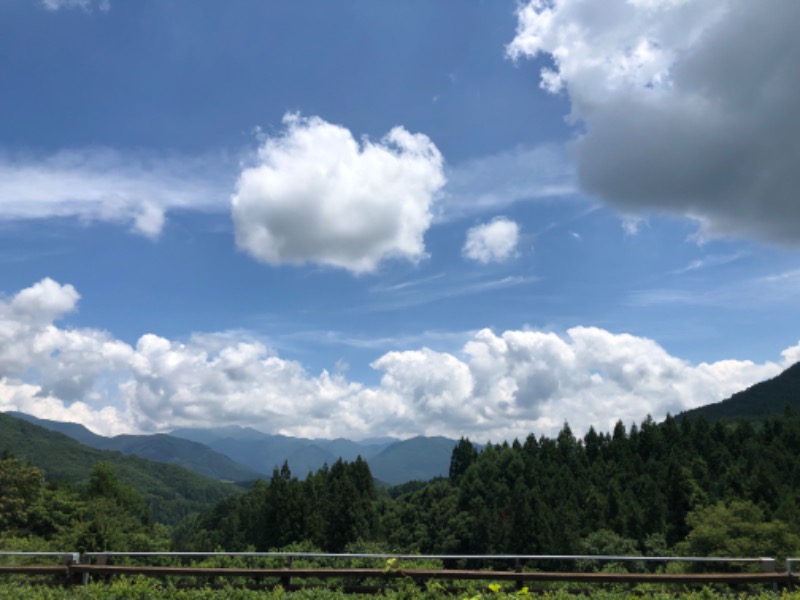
<box><xmin>1</xmin><ymin>279</ymin><xmax>796</xmax><ymax>442</ymax></box>
<box><xmin>231</xmin><ymin>114</ymin><xmax>446</xmax><ymax>274</ymax></box>
<box><xmin>782</xmin><ymin>343</ymin><xmax>800</xmax><ymax>368</ymax></box>
<box><xmin>0</xmin><ymin>379</ymin><xmax>128</xmax><ymax>436</ymax></box>
<box><xmin>0</xmin><ymin>279</ymin><xmax>133</xmax><ymax>403</ymax></box>
<box><xmin>509</xmin><ymin>0</ymin><xmax>800</xmax><ymax>244</ymax></box>
<box><xmin>41</xmin><ymin>0</ymin><xmax>109</xmax><ymax>11</ymax></box>
<box><xmin>10</xmin><ymin>277</ymin><xmax>80</xmax><ymax>323</ymax></box>
<box><xmin>462</xmin><ymin>217</ymin><xmax>520</xmax><ymax>264</ymax></box>
<box><xmin>0</xmin><ymin>148</ymin><xmax>230</xmax><ymax>238</ymax></box>
<box><xmin>122</xmin><ymin>333</ymin><xmax>362</xmax><ymax>435</ymax></box>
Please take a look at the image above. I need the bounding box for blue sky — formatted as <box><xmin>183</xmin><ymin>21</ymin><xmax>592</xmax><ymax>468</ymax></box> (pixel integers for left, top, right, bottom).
<box><xmin>1</xmin><ymin>0</ymin><xmax>799</xmax><ymax>442</ymax></box>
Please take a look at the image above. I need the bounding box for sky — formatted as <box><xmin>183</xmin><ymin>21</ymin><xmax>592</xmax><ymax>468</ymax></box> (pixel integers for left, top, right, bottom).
<box><xmin>1</xmin><ymin>0</ymin><xmax>800</xmax><ymax>443</ymax></box>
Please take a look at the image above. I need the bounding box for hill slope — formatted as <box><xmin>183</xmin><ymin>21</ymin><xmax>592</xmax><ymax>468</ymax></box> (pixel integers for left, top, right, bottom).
<box><xmin>680</xmin><ymin>361</ymin><xmax>800</xmax><ymax>421</ymax></box>
<box><xmin>8</xmin><ymin>412</ymin><xmax>261</xmax><ymax>482</ymax></box>
<box><xmin>368</xmin><ymin>436</ymin><xmax>457</xmax><ymax>485</ymax></box>
<box><xmin>0</xmin><ymin>412</ymin><xmax>240</xmax><ymax>524</ymax></box>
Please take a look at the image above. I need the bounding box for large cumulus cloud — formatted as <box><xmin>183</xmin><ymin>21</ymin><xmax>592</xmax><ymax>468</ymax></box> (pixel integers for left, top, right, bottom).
<box><xmin>1</xmin><ymin>279</ymin><xmax>796</xmax><ymax>441</ymax></box>
<box><xmin>231</xmin><ymin>114</ymin><xmax>445</xmax><ymax>274</ymax></box>
<box><xmin>508</xmin><ymin>0</ymin><xmax>800</xmax><ymax>244</ymax></box>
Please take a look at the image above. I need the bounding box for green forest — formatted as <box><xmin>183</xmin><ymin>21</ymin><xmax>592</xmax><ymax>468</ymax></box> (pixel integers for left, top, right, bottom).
<box><xmin>4</xmin><ymin>411</ymin><xmax>800</xmax><ymax>563</ymax></box>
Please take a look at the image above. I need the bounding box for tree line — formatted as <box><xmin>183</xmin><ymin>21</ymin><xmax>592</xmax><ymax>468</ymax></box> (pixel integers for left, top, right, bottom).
<box><xmin>4</xmin><ymin>412</ymin><xmax>800</xmax><ymax>560</ymax></box>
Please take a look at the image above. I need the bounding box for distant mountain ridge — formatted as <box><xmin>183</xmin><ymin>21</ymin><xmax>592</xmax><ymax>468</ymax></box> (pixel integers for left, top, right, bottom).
<box><xmin>7</xmin><ymin>412</ymin><xmax>261</xmax><ymax>482</ymax></box>
<box><xmin>170</xmin><ymin>426</ymin><xmax>457</xmax><ymax>485</ymax></box>
<box><xmin>368</xmin><ymin>436</ymin><xmax>460</xmax><ymax>484</ymax></box>
<box><xmin>169</xmin><ymin>426</ymin><xmax>395</xmax><ymax>477</ymax></box>
<box><xmin>679</xmin><ymin>361</ymin><xmax>800</xmax><ymax>422</ymax></box>
<box><xmin>6</xmin><ymin>412</ymin><xmax>460</xmax><ymax>485</ymax></box>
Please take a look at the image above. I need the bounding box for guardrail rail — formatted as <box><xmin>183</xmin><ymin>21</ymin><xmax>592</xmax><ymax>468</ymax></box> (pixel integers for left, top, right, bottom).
<box><xmin>0</xmin><ymin>551</ymin><xmax>794</xmax><ymax>592</ymax></box>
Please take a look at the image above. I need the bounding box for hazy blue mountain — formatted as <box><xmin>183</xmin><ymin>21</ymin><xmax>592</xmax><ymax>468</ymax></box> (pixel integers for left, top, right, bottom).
<box><xmin>679</xmin><ymin>361</ymin><xmax>800</xmax><ymax>422</ymax></box>
<box><xmin>316</xmin><ymin>438</ymin><xmax>391</xmax><ymax>461</ymax></box>
<box><xmin>208</xmin><ymin>434</ymin><xmax>321</xmax><ymax>474</ymax></box>
<box><xmin>170</xmin><ymin>427</ymin><xmax>395</xmax><ymax>478</ymax></box>
<box><xmin>170</xmin><ymin>425</ymin><xmax>271</xmax><ymax>444</ymax></box>
<box><xmin>8</xmin><ymin>412</ymin><xmax>261</xmax><ymax>482</ymax></box>
<box><xmin>8</xmin><ymin>413</ymin><xmax>460</xmax><ymax>485</ymax></box>
<box><xmin>283</xmin><ymin>444</ymin><xmax>336</xmax><ymax>477</ymax></box>
<box><xmin>367</xmin><ymin>436</ymin><xmax>459</xmax><ymax>485</ymax></box>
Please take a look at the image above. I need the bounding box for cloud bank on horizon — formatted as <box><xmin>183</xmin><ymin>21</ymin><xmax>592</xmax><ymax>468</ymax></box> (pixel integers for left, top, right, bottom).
<box><xmin>1</xmin><ymin>278</ymin><xmax>796</xmax><ymax>441</ymax></box>
<box><xmin>509</xmin><ymin>0</ymin><xmax>800</xmax><ymax>244</ymax></box>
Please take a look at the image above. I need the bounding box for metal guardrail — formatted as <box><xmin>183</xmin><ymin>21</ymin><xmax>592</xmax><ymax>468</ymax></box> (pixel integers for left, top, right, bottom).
<box><xmin>0</xmin><ymin>552</ymin><xmax>791</xmax><ymax>590</ymax></box>
<box><xmin>81</xmin><ymin>551</ymin><xmax>778</xmax><ymax>571</ymax></box>
<box><xmin>0</xmin><ymin>551</ymin><xmax>80</xmax><ymax>564</ymax></box>
<box><xmin>81</xmin><ymin>551</ymin><xmax>775</xmax><ymax>562</ymax></box>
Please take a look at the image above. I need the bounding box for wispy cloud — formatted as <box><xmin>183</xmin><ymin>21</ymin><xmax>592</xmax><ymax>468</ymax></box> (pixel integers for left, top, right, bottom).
<box><xmin>438</xmin><ymin>143</ymin><xmax>577</xmax><ymax>221</ymax></box>
<box><xmin>277</xmin><ymin>328</ymin><xmax>478</xmax><ymax>353</ymax></box>
<box><xmin>0</xmin><ymin>148</ymin><xmax>233</xmax><ymax>238</ymax></box>
<box><xmin>627</xmin><ymin>288</ymin><xmax>720</xmax><ymax>308</ymax></box>
<box><xmin>368</xmin><ymin>274</ymin><xmax>538</xmax><ymax>312</ymax></box>
<box><xmin>42</xmin><ymin>0</ymin><xmax>109</xmax><ymax>11</ymax></box>
<box><xmin>369</xmin><ymin>273</ymin><xmax>446</xmax><ymax>293</ymax></box>
<box><xmin>670</xmin><ymin>251</ymin><xmax>750</xmax><ymax>275</ymax></box>
<box><xmin>629</xmin><ymin>267</ymin><xmax>800</xmax><ymax>309</ymax></box>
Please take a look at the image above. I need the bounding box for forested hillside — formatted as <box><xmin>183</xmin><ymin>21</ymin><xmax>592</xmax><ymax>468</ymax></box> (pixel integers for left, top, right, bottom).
<box><xmin>175</xmin><ymin>413</ymin><xmax>800</xmax><ymax>560</ymax></box>
<box><xmin>0</xmin><ymin>413</ymin><xmax>241</xmax><ymax>525</ymax></box>
<box><xmin>8</xmin><ymin>412</ymin><xmax>261</xmax><ymax>482</ymax></box>
<box><xmin>681</xmin><ymin>361</ymin><xmax>800</xmax><ymax>422</ymax></box>
<box><xmin>5</xmin><ymin>410</ymin><xmax>800</xmax><ymax>561</ymax></box>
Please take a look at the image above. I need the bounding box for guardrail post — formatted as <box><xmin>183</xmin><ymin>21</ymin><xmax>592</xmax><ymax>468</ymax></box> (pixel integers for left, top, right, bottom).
<box><xmin>60</xmin><ymin>552</ymin><xmax>83</xmax><ymax>586</ymax></box>
<box><xmin>515</xmin><ymin>557</ymin><xmax>523</xmax><ymax>591</ymax></box>
<box><xmin>281</xmin><ymin>555</ymin><xmax>292</xmax><ymax>589</ymax></box>
<box><xmin>760</xmin><ymin>558</ymin><xmax>778</xmax><ymax>593</ymax></box>
<box><xmin>78</xmin><ymin>553</ymin><xmax>92</xmax><ymax>585</ymax></box>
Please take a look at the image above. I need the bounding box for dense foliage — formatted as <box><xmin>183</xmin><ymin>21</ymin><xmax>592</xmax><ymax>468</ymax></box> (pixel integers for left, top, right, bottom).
<box><xmin>177</xmin><ymin>457</ymin><xmax>379</xmax><ymax>552</ymax></box>
<box><xmin>385</xmin><ymin>414</ymin><xmax>800</xmax><ymax>558</ymax></box>
<box><xmin>171</xmin><ymin>412</ymin><xmax>800</xmax><ymax>561</ymax></box>
<box><xmin>0</xmin><ymin>457</ymin><xmax>170</xmax><ymax>553</ymax></box>
<box><xmin>4</xmin><ymin>411</ymin><xmax>800</xmax><ymax>567</ymax></box>
<box><xmin>0</xmin><ymin>413</ymin><xmax>241</xmax><ymax>525</ymax></box>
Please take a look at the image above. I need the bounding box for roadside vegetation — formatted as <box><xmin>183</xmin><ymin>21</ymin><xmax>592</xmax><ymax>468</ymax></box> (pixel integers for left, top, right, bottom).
<box><xmin>4</xmin><ymin>411</ymin><xmax>800</xmax><ymax>594</ymax></box>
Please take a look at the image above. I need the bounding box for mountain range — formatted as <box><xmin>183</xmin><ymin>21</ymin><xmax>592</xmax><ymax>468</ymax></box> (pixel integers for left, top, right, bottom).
<box><xmin>6</xmin><ymin>359</ymin><xmax>798</xmax><ymax>489</ymax></box>
<box><xmin>8</xmin><ymin>413</ymin><xmax>459</xmax><ymax>485</ymax></box>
